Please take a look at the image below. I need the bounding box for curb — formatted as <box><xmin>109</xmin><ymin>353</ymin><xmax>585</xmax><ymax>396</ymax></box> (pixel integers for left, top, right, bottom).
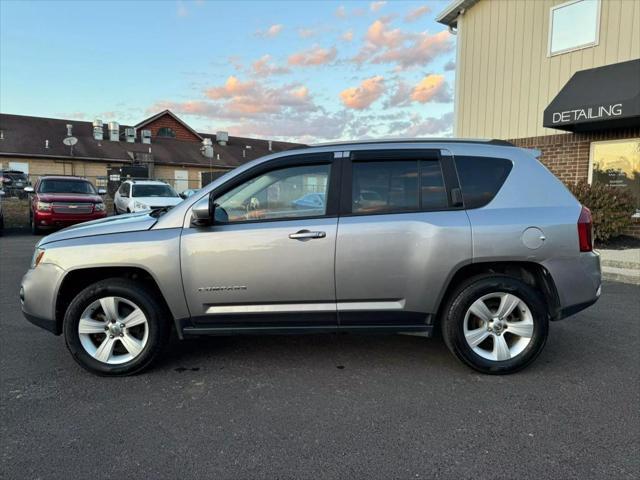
<box><xmin>602</xmin><ymin>266</ymin><xmax>640</xmax><ymax>285</ymax></box>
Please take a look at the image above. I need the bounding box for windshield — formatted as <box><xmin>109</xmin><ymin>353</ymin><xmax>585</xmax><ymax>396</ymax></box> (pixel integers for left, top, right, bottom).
<box><xmin>38</xmin><ymin>179</ymin><xmax>96</xmax><ymax>194</ymax></box>
<box><xmin>132</xmin><ymin>184</ymin><xmax>178</xmax><ymax>198</ymax></box>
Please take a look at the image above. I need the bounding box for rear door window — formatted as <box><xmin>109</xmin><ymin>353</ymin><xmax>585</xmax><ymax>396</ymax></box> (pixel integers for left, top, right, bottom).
<box><xmin>352</xmin><ymin>161</ymin><xmax>419</xmax><ymax>214</ymax></box>
<box><xmin>351</xmin><ymin>159</ymin><xmax>448</xmax><ymax>214</ymax></box>
<box><xmin>454</xmin><ymin>156</ymin><xmax>512</xmax><ymax>208</ymax></box>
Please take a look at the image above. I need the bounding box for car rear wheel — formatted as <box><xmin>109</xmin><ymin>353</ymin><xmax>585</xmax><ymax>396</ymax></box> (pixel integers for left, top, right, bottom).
<box><xmin>63</xmin><ymin>278</ymin><xmax>171</xmax><ymax>376</ymax></box>
<box><xmin>442</xmin><ymin>275</ymin><xmax>548</xmax><ymax>374</ymax></box>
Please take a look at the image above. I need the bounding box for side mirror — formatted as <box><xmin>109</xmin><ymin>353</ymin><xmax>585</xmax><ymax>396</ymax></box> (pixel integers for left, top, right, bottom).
<box><xmin>179</xmin><ymin>193</ymin><xmax>187</xmax><ymax>199</ymax></box>
<box><xmin>191</xmin><ymin>195</ymin><xmax>212</xmax><ymax>226</ymax></box>
<box><xmin>23</xmin><ymin>186</ymin><xmax>34</xmax><ymax>193</ymax></box>
<box><xmin>98</xmin><ymin>188</ymin><xmax>107</xmax><ymax>195</ymax></box>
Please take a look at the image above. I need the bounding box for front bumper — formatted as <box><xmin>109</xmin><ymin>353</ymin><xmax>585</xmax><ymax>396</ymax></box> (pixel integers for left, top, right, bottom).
<box><xmin>33</xmin><ymin>211</ymin><xmax>107</xmax><ymax>229</ymax></box>
<box><xmin>21</xmin><ymin>262</ymin><xmax>65</xmax><ymax>335</ymax></box>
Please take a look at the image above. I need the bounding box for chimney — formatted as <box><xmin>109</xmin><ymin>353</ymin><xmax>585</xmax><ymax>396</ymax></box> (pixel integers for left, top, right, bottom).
<box><xmin>216</xmin><ymin>131</ymin><xmax>228</xmax><ymax>146</ymax></box>
<box><xmin>141</xmin><ymin>129</ymin><xmax>152</xmax><ymax>144</ymax></box>
<box><xmin>66</xmin><ymin>124</ymin><xmax>73</xmax><ymax>136</ymax></box>
<box><xmin>108</xmin><ymin>122</ymin><xmax>119</xmax><ymax>141</ymax></box>
<box><xmin>93</xmin><ymin>119</ymin><xmax>103</xmax><ymax>140</ymax></box>
<box><xmin>125</xmin><ymin>127</ymin><xmax>136</xmax><ymax>143</ymax></box>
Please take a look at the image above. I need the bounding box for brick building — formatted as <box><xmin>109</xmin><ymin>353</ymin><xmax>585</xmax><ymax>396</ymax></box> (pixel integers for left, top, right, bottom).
<box><xmin>0</xmin><ymin>110</ymin><xmax>302</xmax><ymax>192</ymax></box>
<box><xmin>437</xmin><ymin>0</ymin><xmax>640</xmax><ymax>234</ymax></box>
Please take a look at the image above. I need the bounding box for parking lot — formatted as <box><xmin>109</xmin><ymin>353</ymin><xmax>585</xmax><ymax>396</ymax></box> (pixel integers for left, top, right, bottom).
<box><xmin>1</xmin><ymin>231</ymin><xmax>638</xmax><ymax>479</ymax></box>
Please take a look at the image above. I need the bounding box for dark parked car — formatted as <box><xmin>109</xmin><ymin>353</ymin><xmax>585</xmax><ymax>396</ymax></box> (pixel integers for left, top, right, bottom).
<box><xmin>24</xmin><ymin>176</ymin><xmax>107</xmax><ymax>234</ymax></box>
<box><xmin>0</xmin><ymin>170</ymin><xmax>31</xmax><ymax>198</ymax></box>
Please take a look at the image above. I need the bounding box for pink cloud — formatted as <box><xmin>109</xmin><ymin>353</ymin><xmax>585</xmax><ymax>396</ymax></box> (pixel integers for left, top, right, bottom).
<box><xmin>340</xmin><ymin>76</ymin><xmax>385</xmax><ymax>110</ymax></box>
<box><xmin>404</xmin><ymin>5</ymin><xmax>431</xmax><ymax>23</ymax></box>
<box><xmin>411</xmin><ymin>74</ymin><xmax>452</xmax><ymax>103</ymax></box>
<box><xmin>288</xmin><ymin>46</ymin><xmax>337</xmax><ymax>66</ymax></box>
<box><xmin>370</xmin><ymin>1</ymin><xmax>386</xmax><ymax>12</ymax></box>
<box><xmin>257</xmin><ymin>24</ymin><xmax>283</xmax><ymax>38</ymax></box>
<box><xmin>205</xmin><ymin>76</ymin><xmax>257</xmax><ymax>99</ymax></box>
<box><xmin>353</xmin><ymin>18</ymin><xmax>454</xmax><ymax>70</ymax></box>
<box><xmin>252</xmin><ymin>55</ymin><xmax>291</xmax><ymax>76</ymax></box>
<box><xmin>153</xmin><ymin>77</ymin><xmax>316</xmax><ymax>123</ymax></box>
<box><xmin>366</xmin><ymin>19</ymin><xmax>404</xmax><ymax>48</ymax></box>
<box><xmin>341</xmin><ymin>30</ymin><xmax>354</xmax><ymax>42</ymax></box>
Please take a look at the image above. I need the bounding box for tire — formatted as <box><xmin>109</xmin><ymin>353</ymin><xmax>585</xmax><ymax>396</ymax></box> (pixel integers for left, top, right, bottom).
<box><xmin>30</xmin><ymin>212</ymin><xmax>41</xmax><ymax>235</ymax></box>
<box><xmin>63</xmin><ymin>278</ymin><xmax>171</xmax><ymax>376</ymax></box>
<box><xmin>441</xmin><ymin>274</ymin><xmax>548</xmax><ymax>375</ymax></box>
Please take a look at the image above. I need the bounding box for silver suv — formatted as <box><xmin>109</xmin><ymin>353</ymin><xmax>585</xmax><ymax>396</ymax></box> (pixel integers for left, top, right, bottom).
<box><xmin>21</xmin><ymin>140</ymin><xmax>601</xmax><ymax>376</ymax></box>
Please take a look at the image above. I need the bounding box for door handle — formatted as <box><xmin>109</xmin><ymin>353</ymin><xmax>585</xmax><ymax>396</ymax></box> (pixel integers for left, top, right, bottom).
<box><xmin>289</xmin><ymin>230</ymin><xmax>326</xmax><ymax>240</ymax></box>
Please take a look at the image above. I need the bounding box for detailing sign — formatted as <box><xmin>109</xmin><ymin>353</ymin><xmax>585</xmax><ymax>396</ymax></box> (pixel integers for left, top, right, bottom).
<box><xmin>551</xmin><ymin>103</ymin><xmax>623</xmax><ymax>124</ymax></box>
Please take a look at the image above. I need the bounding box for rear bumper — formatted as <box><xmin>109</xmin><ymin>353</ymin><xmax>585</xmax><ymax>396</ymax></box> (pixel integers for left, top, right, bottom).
<box><xmin>544</xmin><ymin>251</ymin><xmax>602</xmax><ymax>320</ymax></box>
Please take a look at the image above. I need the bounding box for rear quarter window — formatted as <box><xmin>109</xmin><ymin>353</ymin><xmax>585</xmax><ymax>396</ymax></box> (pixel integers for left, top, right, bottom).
<box><xmin>454</xmin><ymin>156</ymin><xmax>513</xmax><ymax>209</ymax></box>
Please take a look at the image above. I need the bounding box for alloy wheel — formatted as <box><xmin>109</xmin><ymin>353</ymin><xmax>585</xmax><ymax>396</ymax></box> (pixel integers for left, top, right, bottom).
<box><xmin>463</xmin><ymin>292</ymin><xmax>534</xmax><ymax>361</ymax></box>
<box><xmin>78</xmin><ymin>296</ymin><xmax>149</xmax><ymax>365</ymax></box>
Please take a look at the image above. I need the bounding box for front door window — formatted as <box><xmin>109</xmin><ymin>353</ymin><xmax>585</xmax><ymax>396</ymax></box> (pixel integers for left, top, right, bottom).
<box><xmin>215</xmin><ymin>164</ymin><xmax>330</xmax><ymax>222</ymax></box>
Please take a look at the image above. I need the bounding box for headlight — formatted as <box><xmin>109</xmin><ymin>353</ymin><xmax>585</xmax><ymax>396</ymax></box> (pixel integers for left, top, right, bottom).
<box><xmin>94</xmin><ymin>202</ymin><xmax>106</xmax><ymax>211</ymax></box>
<box><xmin>36</xmin><ymin>201</ymin><xmax>52</xmax><ymax>211</ymax></box>
<box><xmin>31</xmin><ymin>247</ymin><xmax>46</xmax><ymax>268</ymax></box>
<box><xmin>134</xmin><ymin>201</ymin><xmax>149</xmax><ymax>211</ymax></box>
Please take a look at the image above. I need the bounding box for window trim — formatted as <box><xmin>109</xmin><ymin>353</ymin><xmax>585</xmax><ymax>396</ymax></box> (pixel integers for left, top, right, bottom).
<box><xmin>547</xmin><ymin>0</ymin><xmax>601</xmax><ymax>57</ymax></box>
<box><xmin>203</xmin><ymin>152</ymin><xmax>340</xmax><ymax>226</ymax></box>
<box><xmin>340</xmin><ymin>149</ymin><xmax>460</xmax><ymax>218</ymax></box>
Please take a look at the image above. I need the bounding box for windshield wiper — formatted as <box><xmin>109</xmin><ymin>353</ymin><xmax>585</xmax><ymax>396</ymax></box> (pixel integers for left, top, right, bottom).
<box><xmin>149</xmin><ymin>206</ymin><xmax>173</xmax><ymax>218</ymax></box>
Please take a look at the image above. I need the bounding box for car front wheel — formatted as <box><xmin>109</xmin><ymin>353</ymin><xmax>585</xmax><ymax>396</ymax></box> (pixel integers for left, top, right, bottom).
<box><xmin>442</xmin><ymin>275</ymin><xmax>548</xmax><ymax>374</ymax></box>
<box><xmin>63</xmin><ymin>278</ymin><xmax>171</xmax><ymax>376</ymax></box>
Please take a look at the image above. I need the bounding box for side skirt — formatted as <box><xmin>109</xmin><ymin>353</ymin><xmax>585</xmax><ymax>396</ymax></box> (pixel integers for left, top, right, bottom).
<box><xmin>181</xmin><ymin>324</ymin><xmax>434</xmax><ymax>337</ymax></box>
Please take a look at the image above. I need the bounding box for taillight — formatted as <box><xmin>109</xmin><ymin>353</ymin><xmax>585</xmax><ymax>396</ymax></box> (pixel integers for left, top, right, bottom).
<box><xmin>577</xmin><ymin>206</ymin><xmax>593</xmax><ymax>252</ymax></box>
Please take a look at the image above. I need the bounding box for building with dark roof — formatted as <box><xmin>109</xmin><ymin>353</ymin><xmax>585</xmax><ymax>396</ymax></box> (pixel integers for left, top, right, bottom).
<box><xmin>0</xmin><ymin>110</ymin><xmax>304</xmax><ymax>192</ymax></box>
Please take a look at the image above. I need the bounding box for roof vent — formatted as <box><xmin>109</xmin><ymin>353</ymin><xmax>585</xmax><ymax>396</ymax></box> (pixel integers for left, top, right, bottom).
<box><xmin>216</xmin><ymin>131</ymin><xmax>229</xmax><ymax>146</ymax></box>
<box><xmin>108</xmin><ymin>122</ymin><xmax>120</xmax><ymax>141</ymax></box>
<box><xmin>66</xmin><ymin>124</ymin><xmax>73</xmax><ymax>136</ymax></box>
<box><xmin>268</xmin><ymin>140</ymin><xmax>272</xmax><ymax>151</ymax></box>
<box><xmin>125</xmin><ymin>127</ymin><xmax>136</xmax><ymax>143</ymax></box>
<box><xmin>45</xmin><ymin>139</ymin><xmax>49</xmax><ymax>149</ymax></box>
<box><xmin>93</xmin><ymin>119</ymin><xmax>103</xmax><ymax>140</ymax></box>
<box><xmin>201</xmin><ymin>138</ymin><xmax>214</xmax><ymax>158</ymax></box>
<box><xmin>141</xmin><ymin>129</ymin><xmax>152</xmax><ymax>144</ymax></box>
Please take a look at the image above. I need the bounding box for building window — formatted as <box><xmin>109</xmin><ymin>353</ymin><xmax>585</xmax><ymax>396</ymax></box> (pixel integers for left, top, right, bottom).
<box><xmin>589</xmin><ymin>138</ymin><xmax>640</xmax><ymax>216</ymax></box>
<box><xmin>549</xmin><ymin>0</ymin><xmax>600</xmax><ymax>56</ymax></box>
<box><xmin>157</xmin><ymin>127</ymin><xmax>176</xmax><ymax>138</ymax></box>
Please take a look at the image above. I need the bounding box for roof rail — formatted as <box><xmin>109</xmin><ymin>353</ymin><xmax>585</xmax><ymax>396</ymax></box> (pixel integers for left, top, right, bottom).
<box><xmin>311</xmin><ymin>138</ymin><xmax>515</xmax><ymax>148</ymax></box>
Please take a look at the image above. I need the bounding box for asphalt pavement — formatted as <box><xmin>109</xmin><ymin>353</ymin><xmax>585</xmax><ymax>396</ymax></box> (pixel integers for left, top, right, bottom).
<box><xmin>1</xmin><ymin>231</ymin><xmax>639</xmax><ymax>479</ymax></box>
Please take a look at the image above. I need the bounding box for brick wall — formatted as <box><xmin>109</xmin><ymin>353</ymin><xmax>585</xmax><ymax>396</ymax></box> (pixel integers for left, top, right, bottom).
<box><xmin>138</xmin><ymin>113</ymin><xmax>201</xmax><ymax>142</ymax></box>
<box><xmin>508</xmin><ymin>127</ymin><xmax>640</xmax><ymax>184</ymax></box>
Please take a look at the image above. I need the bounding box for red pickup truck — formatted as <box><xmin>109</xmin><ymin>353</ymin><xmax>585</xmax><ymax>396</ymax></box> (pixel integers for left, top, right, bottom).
<box><xmin>25</xmin><ymin>176</ymin><xmax>107</xmax><ymax>234</ymax></box>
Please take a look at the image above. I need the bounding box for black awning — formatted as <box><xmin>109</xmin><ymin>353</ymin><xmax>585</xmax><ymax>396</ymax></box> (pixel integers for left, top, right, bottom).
<box><xmin>543</xmin><ymin>59</ymin><xmax>640</xmax><ymax>132</ymax></box>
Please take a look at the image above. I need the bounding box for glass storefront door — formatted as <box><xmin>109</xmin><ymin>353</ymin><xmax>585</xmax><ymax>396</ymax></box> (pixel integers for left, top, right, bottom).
<box><xmin>589</xmin><ymin>138</ymin><xmax>640</xmax><ymax>216</ymax></box>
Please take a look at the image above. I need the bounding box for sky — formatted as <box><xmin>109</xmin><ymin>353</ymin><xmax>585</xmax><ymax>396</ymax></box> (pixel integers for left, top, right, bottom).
<box><xmin>0</xmin><ymin>0</ymin><xmax>456</xmax><ymax>143</ymax></box>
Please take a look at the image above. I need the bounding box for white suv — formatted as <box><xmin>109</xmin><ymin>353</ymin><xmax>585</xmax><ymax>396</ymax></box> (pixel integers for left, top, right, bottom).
<box><xmin>114</xmin><ymin>180</ymin><xmax>182</xmax><ymax>214</ymax></box>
